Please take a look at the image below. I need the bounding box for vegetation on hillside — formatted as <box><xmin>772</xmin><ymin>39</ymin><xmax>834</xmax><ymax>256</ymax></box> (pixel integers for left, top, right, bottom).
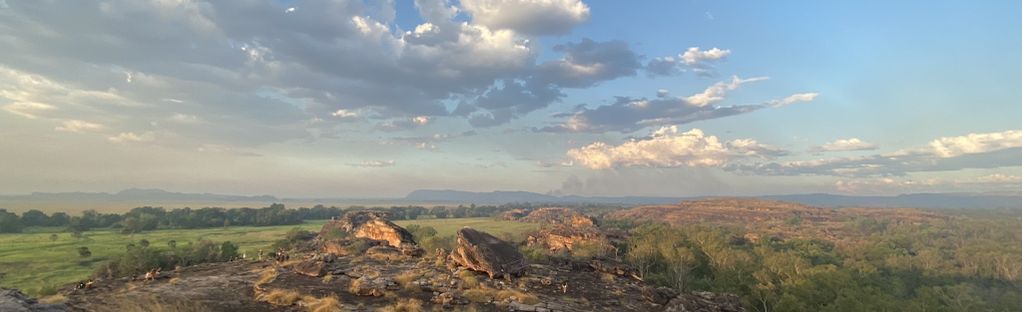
<box><xmin>599</xmin><ymin>210</ymin><xmax>1022</xmax><ymax>311</ymax></box>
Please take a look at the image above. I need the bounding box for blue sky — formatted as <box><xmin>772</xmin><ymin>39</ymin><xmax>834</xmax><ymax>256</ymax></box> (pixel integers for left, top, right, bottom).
<box><xmin>0</xmin><ymin>0</ymin><xmax>1020</xmax><ymax>197</ymax></box>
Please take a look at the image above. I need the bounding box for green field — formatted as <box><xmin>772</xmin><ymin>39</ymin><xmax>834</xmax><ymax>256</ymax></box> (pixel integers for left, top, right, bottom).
<box><xmin>0</xmin><ymin>217</ymin><xmax>537</xmax><ymax>295</ymax></box>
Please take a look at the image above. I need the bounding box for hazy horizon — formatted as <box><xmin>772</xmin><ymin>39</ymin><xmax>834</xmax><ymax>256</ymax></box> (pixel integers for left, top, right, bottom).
<box><xmin>2</xmin><ymin>1</ymin><xmax>1021</xmax><ymax>198</ymax></box>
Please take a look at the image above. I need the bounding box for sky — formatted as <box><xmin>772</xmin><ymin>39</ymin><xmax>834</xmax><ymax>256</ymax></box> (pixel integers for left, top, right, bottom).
<box><xmin>1</xmin><ymin>0</ymin><xmax>1020</xmax><ymax>198</ymax></box>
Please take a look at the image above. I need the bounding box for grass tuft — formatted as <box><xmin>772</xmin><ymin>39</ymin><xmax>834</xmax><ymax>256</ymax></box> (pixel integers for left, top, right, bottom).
<box><xmin>376</xmin><ymin>298</ymin><xmax>424</xmax><ymax>312</ymax></box>
<box><xmin>256</xmin><ymin>289</ymin><xmax>303</xmax><ymax>306</ymax></box>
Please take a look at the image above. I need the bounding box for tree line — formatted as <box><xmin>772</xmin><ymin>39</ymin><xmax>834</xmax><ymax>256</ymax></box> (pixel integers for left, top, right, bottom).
<box><xmin>0</xmin><ymin>202</ymin><xmax>583</xmax><ymax>234</ymax></box>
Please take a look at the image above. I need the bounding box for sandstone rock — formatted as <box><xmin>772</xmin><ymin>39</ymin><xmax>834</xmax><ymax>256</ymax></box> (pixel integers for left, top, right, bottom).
<box><xmin>431</xmin><ymin>291</ymin><xmax>467</xmax><ymax>306</ymax></box>
<box><xmin>449</xmin><ymin>228</ymin><xmax>528</xmax><ymax>279</ymax></box>
<box><xmin>0</xmin><ymin>288</ymin><xmax>68</xmax><ymax>312</ymax></box>
<box><xmin>642</xmin><ymin>286</ymin><xmax>679</xmax><ymax>305</ymax></box>
<box><xmin>499</xmin><ymin>209</ymin><xmax>530</xmax><ymax>221</ymax></box>
<box><xmin>319</xmin><ymin>211</ymin><xmax>418</xmax><ymax>250</ymax></box>
<box><xmin>322</xmin><ymin>237</ymin><xmax>383</xmax><ymax>256</ymax></box>
<box><xmin>664</xmin><ymin>291</ymin><xmax>745</xmax><ymax>312</ymax></box>
<box><xmin>293</xmin><ymin>260</ymin><xmax>325</xmax><ymax>277</ymax></box>
<box><xmin>366</xmin><ymin>245</ymin><xmax>401</xmax><ymax>256</ymax></box>
<box><xmin>527</xmin><ymin>225</ymin><xmax>611</xmax><ymax>253</ymax></box>
<box><xmin>349</xmin><ymin>276</ymin><xmax>386</xmax><ymax>297</ymax></box>
<box><xmin>585</xmin><ymin>258</ymin><xmax>641</xmax><ymax>280</ymax></box>
<box><xmin>519</xmin><ymin>207</ymin><xmax>595</xmax><ymax>227</ymax></box>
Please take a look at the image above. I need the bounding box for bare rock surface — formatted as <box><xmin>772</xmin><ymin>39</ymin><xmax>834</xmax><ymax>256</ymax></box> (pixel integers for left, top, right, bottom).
<box><xmin>0</xmin><ymin>288</ymin><xmax>67</xmax><ymax>312</ymax></box>
<box><xmin>449</xmin><ymin>227</ymin><xmax>528</xmax><ymax>278</ymax></box>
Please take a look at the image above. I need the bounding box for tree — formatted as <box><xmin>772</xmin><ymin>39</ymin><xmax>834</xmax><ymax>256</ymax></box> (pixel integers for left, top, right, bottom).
<box><xmin>49</xmin><ymin>234</ymin><xmax>58</xmax><ymax>242</ymax></box>
<box><xmin>167</xmin><ymin>240</ymin><xmax>177</xmax><ymax>249</ymax></box>
<box><xmin>20</xmin><ymin>210</ymin><xmax>50</xmax><ymax>227</ymax></box>
<box><xmin>139</xmin><ymin>239</ymin><xmax>150</xmax><ymax>247</ymax></box>
<box><xmin>77</xmin><ymin>246</ymin><xmax>92</xmax><ymax>258</ymax></box>
<box><xmin>220</xmin><ymin>241</ymin><xmax>239</xmax><ymax>261</ymax></box>
<box><xmin>0</xmin><ymin>209</ymin><xmax>23</xmax><ymax>233</ymax></box>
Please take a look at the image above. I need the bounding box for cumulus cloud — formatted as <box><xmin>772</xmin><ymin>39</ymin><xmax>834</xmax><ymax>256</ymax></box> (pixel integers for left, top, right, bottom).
<box><xmin>55</xmin><ymin>120</ymin><xmax>104</xmax><ymax>133</ymax></box>
<box><xmin>539</xmin><ymin>77</ymin><xmax>817</xmax><ymax>133</ymax></box>
<box><xmin>681</xmin><ymin>47</ymin><xmax>731</xmax><ymax>66</ymax></box>
<box><xmin>730</xmin><ymin>129</ymin><xmax>1022</xmax><ymax>177</ymax></box>
<box><xmin>815</xmin><ymin>138</ymin><xmax>878</xmax><ymax>152</ymax></box>
<box><xmin>929</xmin><ymin>130</ymin><xmax>1022</xmax><ymax>158</ymax></box>
<box><xmin>0</xmin><ymin>0</ymin><xmax>637</xmax><ymax>140</ymax></box>
<box><xmin>647</xmin><ymin>47</ymin><xmax>731</xmax><ymax>77</ymax></box>
<box><xmin>566</xmin><ymin>126</ymin><xmax>785</xmax><ymax>169</ymax></box>
<box><xmin>460</xmin><ymin>0</ymin><xmax>590</xmax><ymax>36</ymax></box>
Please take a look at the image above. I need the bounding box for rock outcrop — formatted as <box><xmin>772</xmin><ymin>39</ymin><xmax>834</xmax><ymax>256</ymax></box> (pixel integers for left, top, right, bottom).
<box><xmin>449</xmin><ymin>228</ymin><xmax>528</xmax><ymax>279</ymax></box>
<box><xmin>293</xmin><ymin>259</ymin><xmax>326</xmax><ymax>277</ymax></box>
<box><xmin>519</xmin><ymin>207</ymin><xmax>596</xmax><ymax>227</ymax></box>
<box><xmin>527</xmin><ymin>225</ymin><xmax>612</xmax><ymax>253</ymax></box>
<box><xmin>319</xmin><ymin>211</ymin><xmax>423</xmax><ymax>256</ymax></box>
<box><xmin>0</xmin><ymin>288</ymin><xmax>66</xmax><ymax>312</ymax></box>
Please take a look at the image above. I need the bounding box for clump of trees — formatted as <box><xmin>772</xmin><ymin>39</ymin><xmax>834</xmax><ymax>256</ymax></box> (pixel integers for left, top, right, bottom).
<box><xmin>95</xmin><ymin>239</ymin><xmax>240</xmax><ymax>279</ymax></box>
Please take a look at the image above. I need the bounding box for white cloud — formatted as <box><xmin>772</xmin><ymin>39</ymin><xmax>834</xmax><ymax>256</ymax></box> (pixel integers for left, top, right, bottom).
<box><xmin>769</xmin><ymin>93</ymin><xmax>819</xmax><ymax>107</ymax></box>
<box><xmin>285</xmin><ymin>7</ymin><xmax>295</xmax><ymax>13</ymax></box>
<box><xmin>975</xmin><ymin>174</ymin><xmax>1022</xmax><ymax>183</ymax></box>
<box><xmin>331</xmin><ymin>109</ymin><xmax>360</xmax><ymax>119</ymax></box>
<box><xmin>929</xmin><ymin>130</ymin><xmax>1022</xmax><ymax>158</ymax></box>
<box><xmin>731</xmin><ymin>129</ymin><xmax>1022</xmax><ymax>177</ymax></box>
<box><xmin>681</xmin><ymin>47</ymin><xmax>731</xmax><ymax>66</ymax></box>
<box><xmin>169</xmin><ymin>113</ymin><xmax>200</xmax><ymax>123</ymax></box>
<box><xmin>108</xmin><ymin>131</ymin><xmax>155</xmax><ymax>143</ymax></box>
<box><xmin>2</xmin><ymin>102</ymin><xmax>55</xmax><ymax>119</ymax></box>
<box><xmin>567</xmin><ymin>126</ymin><xmax>783</xmax><ymax>169</ymax></box>
<box><xmin>412</xmin><ymin>116</ymin><xmax>431</xmax><ymax>125</ymax></box>
<box><xmin>727</xmin><ymin>139</ymin><xmax>788</xmax><ymax>158</ymax></box>
<box><xmin>816</xmin><ymin>138</ymin><xmax>878</xmax><ymax>152</ymax></box>
<box><xmin>684</xmin><ymin>75</ymin><xmax>768</xmax><ymax>107</ymax></box>
<box><xmin>460</xmin><ymin>0</ymin><xmax>590</xmax><ymax>35</ymax></box>
<box><xmin>647</xmin><ymin>47</ymin><xmax>731</xmax><ymax>76</ymax></box>
<box><xmin>55</xmin><ymin>120</ymin><xmax>104</xmax><ymax>133</ymax></box>
<box><xmin>350</xmin><ymin>160</ymin><xmax>396</xmax><ymax>167</ymax></box>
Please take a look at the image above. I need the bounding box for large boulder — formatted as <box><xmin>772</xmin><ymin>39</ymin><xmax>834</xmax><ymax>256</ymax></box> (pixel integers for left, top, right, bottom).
<box><xmin>318</xmin><ymin>211</ymin><xmax>422</xmax><ymax>256</ymax></box>
<box><xmin>449</xmin><ymin>228</ymin><xmax>528</xmax><ymax>279</ymax></box>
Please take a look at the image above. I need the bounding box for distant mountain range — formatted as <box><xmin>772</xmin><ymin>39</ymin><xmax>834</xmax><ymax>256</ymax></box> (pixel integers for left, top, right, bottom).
<box><xmin>2</xmin><ymin>188</ymin><xmax>1020</xmax><ymax>210</ymax></box>
<box><xmin>0</xmin><ymin>188</ymin><xmax>278</xmax><ymax>203</ymax></box>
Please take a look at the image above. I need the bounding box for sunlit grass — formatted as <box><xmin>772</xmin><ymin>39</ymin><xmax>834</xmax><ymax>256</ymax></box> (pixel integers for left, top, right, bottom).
<box><xmin>0</xmin><ymin>217</ymin><xmax>537</xmax><ymax>296</ymax></box>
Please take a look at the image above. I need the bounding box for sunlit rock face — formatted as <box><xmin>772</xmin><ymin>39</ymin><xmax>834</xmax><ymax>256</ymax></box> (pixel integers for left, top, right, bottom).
<box><xmin>449</xmin><ymin>227</ymin><xmax>528</xmax><ymax>279</ymax></box>
<box><xmin>318</xmin><ymin>211</ymin><xmax>422</xmax><ymax>256</ymax></box>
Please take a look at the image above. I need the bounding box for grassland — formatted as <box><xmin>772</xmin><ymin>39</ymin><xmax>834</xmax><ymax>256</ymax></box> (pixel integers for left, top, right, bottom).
<box><xmin>0</xmin><ymin>217</ymin><xmax>537</xmax><ymax>295</ymax></box>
